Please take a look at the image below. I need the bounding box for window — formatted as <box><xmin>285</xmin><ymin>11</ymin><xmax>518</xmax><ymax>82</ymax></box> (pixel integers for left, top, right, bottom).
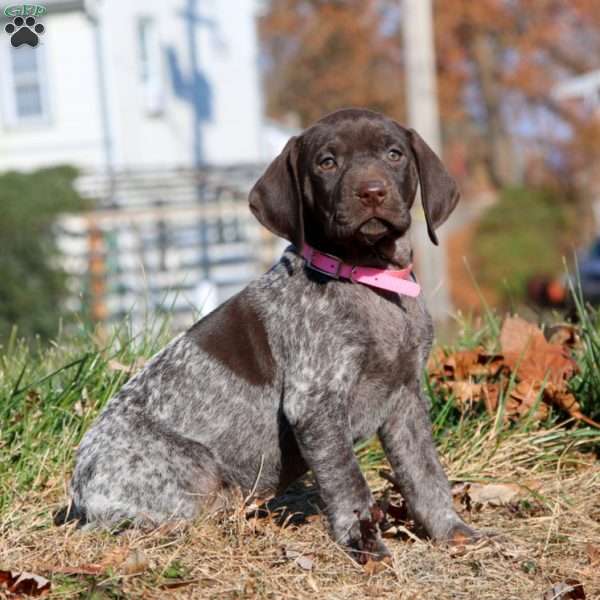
<box><xmin>1</xmin><ymin>44</ymin><xmax>49</xmax><ymax>125</ymax></box>
<box><xmin>137</xmin><ymin>17</ymin><xmax>164</xmax><ymax>116</ymax></box>
<box><xmin>11</xmin><ymin>46</ymin><xmax>44</xmax><ymax>119</ymax></box>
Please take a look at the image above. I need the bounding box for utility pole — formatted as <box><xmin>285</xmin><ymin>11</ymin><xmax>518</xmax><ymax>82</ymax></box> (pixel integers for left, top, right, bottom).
<box><xmin>403</xmin><ymin>0</ymin><xmax>453</xmax><ymax>322</ymax></box>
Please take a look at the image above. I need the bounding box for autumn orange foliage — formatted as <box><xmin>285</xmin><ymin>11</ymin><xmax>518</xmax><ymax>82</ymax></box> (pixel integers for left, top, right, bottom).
<box><xmin>260</xmin><ymin>1</ymin><xmax>600</xmax><ymax>195</ymax></box>
<box><xmin>428</xmin><ymin>315</ymin><xmax>600</xmax><ymax>427</ymax></box>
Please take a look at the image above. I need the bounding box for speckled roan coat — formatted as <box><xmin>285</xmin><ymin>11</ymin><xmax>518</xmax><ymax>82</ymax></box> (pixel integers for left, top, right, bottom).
<box><xmin>68</xmin><ymin>108</ymin><xmax>478</xmax><ymax>560</ymax></box>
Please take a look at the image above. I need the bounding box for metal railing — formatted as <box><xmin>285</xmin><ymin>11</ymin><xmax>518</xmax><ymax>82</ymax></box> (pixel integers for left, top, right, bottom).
<box><xmin>56</xmin><ymin>165</ymin><xmax>283</xmax><ymax>332</ymax></box>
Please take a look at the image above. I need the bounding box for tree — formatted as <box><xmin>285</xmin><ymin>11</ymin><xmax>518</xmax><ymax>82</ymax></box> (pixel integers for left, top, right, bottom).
<box><xmin>259</xmin><ymin>0</ymin><xmax>405</xmax><ymax>126</ymax></box>
<box><xmin>0</xmin><ymin>166</ymin><xmax>85</xmax><ymax>343</ymax></box>
<box><xmin>259</xmin><ymin>0</ymin><xmax>600</xmax><ymax>202</ymax></box>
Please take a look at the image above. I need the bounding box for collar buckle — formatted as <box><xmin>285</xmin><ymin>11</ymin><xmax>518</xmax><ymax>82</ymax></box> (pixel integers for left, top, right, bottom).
<box><xmin>306</xmin><ymin>248</ymin><xmax>343</xmax><ymax>279</ymax></box>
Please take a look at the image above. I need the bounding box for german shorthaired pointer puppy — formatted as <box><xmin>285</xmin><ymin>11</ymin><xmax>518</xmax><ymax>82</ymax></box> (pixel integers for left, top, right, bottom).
<box><xmin>67</xmin><ymin>108</ymin><xmax>478</xmax><ymax>560</ymax></box>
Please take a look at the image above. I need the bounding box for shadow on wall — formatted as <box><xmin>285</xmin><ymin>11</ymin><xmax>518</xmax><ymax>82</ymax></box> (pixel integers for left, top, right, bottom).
<box><xmin>166</xmin><ymin>0</ymin><xmax>218</xmax><ymax>165</ymax></box>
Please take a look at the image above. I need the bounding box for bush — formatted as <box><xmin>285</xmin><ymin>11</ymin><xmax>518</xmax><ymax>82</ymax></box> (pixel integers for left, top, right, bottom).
<box><xmin>472</xmin><ymin>186</ymin><xmax>577</xmax><ymax>304</ymax></box>
<box><xmin>0</xmin><ymin>166</ymin><xmax>85</xmax><ymax>343</ymax></box>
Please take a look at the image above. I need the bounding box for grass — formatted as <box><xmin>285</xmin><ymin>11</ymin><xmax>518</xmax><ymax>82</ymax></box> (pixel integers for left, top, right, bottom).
<box><xmin>1</xmin><ymin>301</ymin><xmax>600</xmax><ymax>598</ymax></box>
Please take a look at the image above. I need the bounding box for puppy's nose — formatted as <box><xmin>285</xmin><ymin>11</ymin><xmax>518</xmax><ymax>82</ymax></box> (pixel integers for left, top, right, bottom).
<box><xmin>357</xmin><ymin>180</ymin><xmax>387</xmax><ymax>207</ymax></box>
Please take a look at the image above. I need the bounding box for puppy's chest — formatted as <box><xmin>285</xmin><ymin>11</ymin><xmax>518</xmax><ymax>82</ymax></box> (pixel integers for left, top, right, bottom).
<box><xmin>283</xmin><ymin>277</ymin><xmax>428</xmax><ymax>381</ymax></box>
<box><xmin>359</xmin><ymin>293</ymin><xmax>424</xmax><ymax>360</ymax></box>
<box><xmin>344</xmin><ymin>300</ymin><xmax>422</xmax><ymax>440</ymax></box>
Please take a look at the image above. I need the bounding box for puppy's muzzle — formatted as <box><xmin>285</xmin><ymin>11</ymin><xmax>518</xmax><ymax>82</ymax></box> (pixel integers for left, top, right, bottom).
<box><xmin>357</xmin><ymin>179</ymin><xmax>387</xmax><ymax>208</ymax></box>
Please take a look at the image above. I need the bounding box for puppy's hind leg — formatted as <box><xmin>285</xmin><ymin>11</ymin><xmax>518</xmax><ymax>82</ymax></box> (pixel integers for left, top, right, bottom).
<box><xmin>69</xmin><ymin>412</ymin><xmax>232</xmax><ymax>529</ymax></box>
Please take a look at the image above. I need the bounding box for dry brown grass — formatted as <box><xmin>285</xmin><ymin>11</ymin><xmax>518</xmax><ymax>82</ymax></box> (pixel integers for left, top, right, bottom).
<box><xmin>1</xmin><ymin>428</ymin><xmax>600</xmax><ymax>600</ymax></box>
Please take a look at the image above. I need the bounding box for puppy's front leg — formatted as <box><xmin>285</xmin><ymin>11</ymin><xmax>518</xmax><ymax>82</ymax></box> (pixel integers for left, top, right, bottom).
<box><xmin>286</xmin><ymin>402</ymin><xmax>389</xmax><ymax>562</ymax></box>
<box><xmin>379</xmin><ymin>389</ymin><xmax>478</xmax><ymax>544</ymax></box>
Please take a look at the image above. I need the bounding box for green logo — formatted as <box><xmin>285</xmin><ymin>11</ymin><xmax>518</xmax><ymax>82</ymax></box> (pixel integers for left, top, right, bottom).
<box><xmin>4</xmin><ymin>4</ymin><xmax>47</xmax><ymax>17</ymax></box>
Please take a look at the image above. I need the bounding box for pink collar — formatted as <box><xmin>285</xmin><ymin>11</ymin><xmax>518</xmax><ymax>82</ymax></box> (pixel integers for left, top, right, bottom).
<box><xmin>301</xmin><ymin>243</ymin><xmax>421</xmax><ymax>298</ymax></box>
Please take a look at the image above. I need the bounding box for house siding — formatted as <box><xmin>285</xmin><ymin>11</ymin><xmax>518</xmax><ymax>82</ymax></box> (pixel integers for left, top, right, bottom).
<box><xmin>0</xmin><ymin>0</ymin><xmax>265</xmax><ymax>172</ymax></box>
<box><xmin>0</xmin><ymin>10</ymin><xmax>105</xmax><ymax>170</ymax></box>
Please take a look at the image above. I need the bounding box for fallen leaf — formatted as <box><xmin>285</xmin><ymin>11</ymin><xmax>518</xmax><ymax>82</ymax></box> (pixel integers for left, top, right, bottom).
<box><xmin>100</xmin><ymin>546</ymin><xmax>130</xmax><ymax>569</ymax></box>
<box><xmin>160</xmin><ymin>579</ymin><xmax>200</xmax><ymax>590</ymax></box>
<box><xmin>426</xmin><ymin>346</ymin><xmax>447</xmax><ymax>377</ymax></box>
<box><xmin>508</xmin><ymin>380</ymin><xmax>549</xmax><ymax>421</ymax></box>
<box><xmin>442</xmin><ymin>381</ymin><xmax>486</xmax><ymax>410</ymax></box>
<box><xmin>500</xmin><ymin>316</ymin><xmax>546</xmax><ymax>356</ymax></box>
<box><xmin>482</xmin><ymin>383</ymin><xmax>501</xmax><ymax>414</ymax></box>
<box><xmin>542</xmin><ymin>579</ymin><xmax>586</xmax><ymax>600</ymax></box>
<box><xmin>501</xmin><ymin>316</ymin><xmax>578</xmax><ymax>386</ymax></box>
<box><xmin>363</xmin><ymin>556</ymin><xmax>391</xmax><ymax>575</ymax></box>
<box><xmin>0</xmin><ymin>570</ymin><xmax>51</xmax><ymax>596</ymax></box>
<box><xmin>451</xmin><ymin>482</ymin><xmax>472</xmax><ymax>513</ymax></box>
<box><xmin>282</xmin><ymin>547</ymin><xmax>315</xmax><ymax>571</ymax></box>
<box><xmin>443</xmin><ymin>350</ymin><xmax>482</xmax><ymax>380</ymax></box>
<box><xmin>586</xmin><ymin>543</ymin><xmax>600</xmax><ymax>566</ymax></box>
<box><xmin>548</xmin><ymin>388</ymin><xmax>600</xmax><ymax>427</ymax></box>
<box><xmin>430</xmin><ymin>349</ymin><xmax>506</xmax><ymax>381</ymax></box>
<box><xmin>294</xmin><ymin>555</ymin><xmax>315</xmax><ymax>571</ymax></box>
<box><xmin>428</xmin><ymin>316</ymin><xmax>599</xmax><ymax>428</ymax></box>
<box><xmin>121</xmin><ymin>549</ymin><xmax>149</xmax><ymax>575</ymax></box>
<box><xmin>468</xmin><ymin>483</ymin><xmax>522</xmax><ymax>507</ymax></box>
<box><xmin>547</xmin><ymin>324</ymin><xmax>580</xmax><ymax>348</ymax></box>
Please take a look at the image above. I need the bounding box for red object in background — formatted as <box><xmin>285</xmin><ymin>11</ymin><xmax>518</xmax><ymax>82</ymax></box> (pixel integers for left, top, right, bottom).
<box><xmin>547</xmin><ymin>280</ymin><xmax>567</xmax><ymax>305</ymax></box>
<box><xmin>527</xmin><ymin>275</ymin><xmax>566</xmax><ymax>308</ymax></box>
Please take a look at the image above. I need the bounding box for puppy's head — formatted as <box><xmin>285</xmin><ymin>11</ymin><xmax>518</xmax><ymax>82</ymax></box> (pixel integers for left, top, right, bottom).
<box><xmin>249</xmin><ymin>108</ymin><xmax>459</xmax><ymax>268</ymax></box>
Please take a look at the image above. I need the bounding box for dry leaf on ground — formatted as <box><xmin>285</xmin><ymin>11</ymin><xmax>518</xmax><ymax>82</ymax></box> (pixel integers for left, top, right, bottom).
<box><xmin>547</xmin><ymin>324</ymin><xmax>581</xmax><ymax>348</ymax></box>
<box><xmin>542</xmin><ymin>579</ymin><xmax>586</xmax><ymax>600</ymax></box>
<box><xmin>500</xmin><ymin>316</ymin><xmax>578</xmax><ymax>392</ymax></box>
<box><xmin>0</xmin><ymin>570</ymin><xmax>51</xmax><ymax>597</ymax></box>
<box><xmin>363</xmin><ymin>557</ymin><xmax>391</xmax><ymax>575</ymax></box>
<box><xmin>428</xmin><ymin>349</ymin><xmax>506</xmax><ymax>381</ymax></box>
<box><xmin>120</xmin><ymin>548</ymin><xmax>150</xmax><ymax>575</ymax></box>
<box><xmin>428</xmin><ymin>315</ymin><xmax>600</xmax><ymax>427</ymax></box>
<box><xmin>281</xmin><ymin>547</ymin><xmax>315</xmax><ymax>571</ymax></box>
<box><xmin>452</xmin><ymin>480</ymin><xmax>542</xmax><ymax>512</ymax></box>
<box><xmin>468</xmin><ymin>483</ymin><xmax>522</xmax><ymax>506</ymax></box>
<box><xmin>587</xmin><ymin>543</ymin><xmax>600</xmax><ymax>567</ymax></box>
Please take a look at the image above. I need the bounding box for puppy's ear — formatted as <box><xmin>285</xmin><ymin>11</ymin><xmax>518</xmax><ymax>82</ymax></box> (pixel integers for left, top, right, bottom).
<box><xmin>408</xmin><ymin>129</ymin><xmax>460</xmax><ymax>245</ymax></box>
<box><xmin>249</xmin><ymin>136</ymin><xmax>304</xmax><ymax>249</ymax></box>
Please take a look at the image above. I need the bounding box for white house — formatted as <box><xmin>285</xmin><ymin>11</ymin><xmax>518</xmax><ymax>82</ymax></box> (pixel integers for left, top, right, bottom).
<box><xmin>0</xmin><ymin>0</ymin><xmax>296</xmax><ymax>330</ymax></box>
<box><xmin>0</xmin><ymin>0</ymin><xmax>273</xmax><ymax>172</ymax></box>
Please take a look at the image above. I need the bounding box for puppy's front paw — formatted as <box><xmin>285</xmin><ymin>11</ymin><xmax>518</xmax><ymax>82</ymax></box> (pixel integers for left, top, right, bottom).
<box><xmin>344</xmin><ymin>504</ymin><xmax>391</xmax><ymax>564</ymax></box>
<box><xmin>349</xmin><ymin>536</ymin><xmax>391</xmax><ymax>565</ymax></box>
<box><xmin>444</xmin><ymin>521</ymin><xmax>481</xmax><ymax>546</ymax></box>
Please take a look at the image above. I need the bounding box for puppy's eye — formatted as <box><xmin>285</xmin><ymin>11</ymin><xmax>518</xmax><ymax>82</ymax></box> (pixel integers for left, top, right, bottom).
<box><xmin>319</xmin><ymin>157</ymin><xmax>337</xmax><ymax>171</ymax></box>
<box><xmin>387</xmin><ymin>149</ymin><xmax>403</xmax><ymax>162</ymax></box>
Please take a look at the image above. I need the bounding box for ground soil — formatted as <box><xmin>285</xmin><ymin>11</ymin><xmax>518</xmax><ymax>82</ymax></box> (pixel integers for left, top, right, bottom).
<box><xmin>1</xmin><ymin>445</ymin><xmax>599</xmax><ymax>599</ymax></box>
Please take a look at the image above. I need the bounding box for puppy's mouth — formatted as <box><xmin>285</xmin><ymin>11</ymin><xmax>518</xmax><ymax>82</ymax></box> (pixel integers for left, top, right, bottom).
<box><xmin>356</xmin><ymin>218</ymin><xmax>411</xmax><ymax>268</ymax></box>
<box><xmin>358</xmin><ymin>218</ymin><xmax>395</xmax><ymax>244</ymax></box>
<box><xmin>373</xmin><ymin>237</ymin><xmax>412</xmax><ymax>268</ymax></box>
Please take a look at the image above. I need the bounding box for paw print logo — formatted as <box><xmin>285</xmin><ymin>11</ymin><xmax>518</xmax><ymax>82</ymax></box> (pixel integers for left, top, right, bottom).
<box><xmin>4</xmin><ymin>16</ymin><xmax>45</xmax><ymax>48</ymax></box>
